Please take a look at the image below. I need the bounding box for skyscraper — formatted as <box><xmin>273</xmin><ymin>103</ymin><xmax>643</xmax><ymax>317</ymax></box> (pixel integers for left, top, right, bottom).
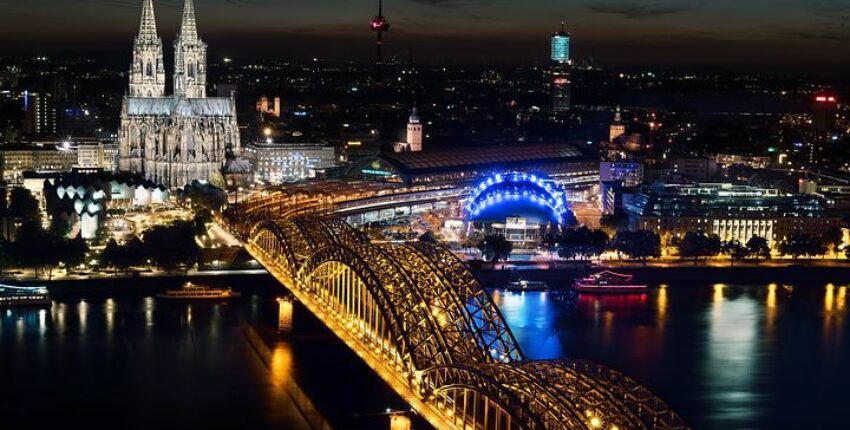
<box><xmin>550</xmin><ymin>22</ymin><xmax>570</xmax><ymax>65</ymax></box>
<box><xmin>549</xmin><ymin>22</ymin><xmax>571</xmax><ymax>113</ymax></box>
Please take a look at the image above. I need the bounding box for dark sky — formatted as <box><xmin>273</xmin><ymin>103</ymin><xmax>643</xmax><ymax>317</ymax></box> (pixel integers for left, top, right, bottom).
<box><xmin>3</xmin><ymin>0</ymin><xmax>850</xmax><ymax>72</ymax></box>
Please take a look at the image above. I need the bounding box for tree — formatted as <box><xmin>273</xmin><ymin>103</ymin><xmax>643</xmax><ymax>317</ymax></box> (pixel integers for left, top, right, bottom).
<box><xmin>600</xmin><ymin>212</ymin><xmax>628</xmax><ymax>231</ymax></box>
<box><xmin>746</xmin><ymin>236</ymin><xmax>771</xmax><ymax>261</ymax></box>
<box><xmin>821</xmin><ymin>226</ymin><xmax>844</xmax><ymax>256</ymax></box>
<box><xmin>675</xmin><ymin>232</ymin><xmax>722</xmax><ymax>265</ymax></box>
<box><xmin>142</xmin><ymin>221</ymin><xmax>199</xmax><ymax>272</ymax></box>
<box><xmin>49</xmin><ymin>214</ymin><xmax>71</xmax><ymax>238</ymax></box>
<box><xmin>611</xmin><ymin>230</ymin><xmax>661</xmax><ymax>265</ymax></box>
<box><xmin>94</xmin><ymin>224</ymin><xmax>113</xmax><ymax>246</ymax></box>
<box><xmin>11</xmin><ymin>221</ymin><xmax>62</xmax><ymax>279</ymax></box>
<box><xmin>418</xmin><ymin>231</ymin><xmax>439</xmax><ymax>244</ymax></box>
<box><xmin>193</xmin><ymin>210</ymin><xmax>213</xmax><ymax>237</ymax></box>
<box><xmin>557</xmin><ymin>227</ymin><xmax>609</xmax><ymax>260</ymax></box>
<box><xmin>478</xmin><ymin>234</ymin><xmax>513</xmax><ymax>264</ymax></box>
<box><xmin>60</xmin><ymin>236</ymin><xmax>89</xmax><ymax>273</ymax></box>
<box><xmin>7</xmin><ymin>188</ymin><xmax>39</xmax><ymax>224</ymax></box>
<box><xmin>722</xmin><ymin>240</ymin><xmax>748</xmax><ymax>266</ymax></box>
<box><xmin>100</xmin><ymin>236</ymin><xmax>146</xmax><ymax>273</ymax></box>
<box><xmin>778</xmin><ymin>233</ymin><xmax>826</xmax><ymax>260</ymax></box>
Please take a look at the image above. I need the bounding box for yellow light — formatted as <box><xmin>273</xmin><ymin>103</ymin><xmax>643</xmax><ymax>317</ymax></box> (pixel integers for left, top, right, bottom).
<box><xmin>264</xmin><ymin>127</ymin><xmax>272</xmax><ymax>137</ymax></box>
<box><xmin>589</xmin><ymin>417</ymin><xmax>602</xmax><ymax>428</ymax></box>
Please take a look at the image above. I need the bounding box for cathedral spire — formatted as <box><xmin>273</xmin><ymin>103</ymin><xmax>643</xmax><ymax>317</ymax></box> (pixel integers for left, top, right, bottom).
<box><xmin>179</xmin><ymin>0</ymin><xmax>198</xmax><ymax>41</ymax></box>
<box><xmin>138</xmin><ymin>0</ymin><xmax>158</xmax><ymax>40</ymax></box>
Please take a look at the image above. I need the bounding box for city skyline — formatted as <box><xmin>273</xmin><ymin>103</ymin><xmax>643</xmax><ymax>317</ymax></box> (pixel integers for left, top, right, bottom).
<box><xmin>2</xmin><ymin>0</ymin><xmax>850</xmax><ymax>72</ymax></box>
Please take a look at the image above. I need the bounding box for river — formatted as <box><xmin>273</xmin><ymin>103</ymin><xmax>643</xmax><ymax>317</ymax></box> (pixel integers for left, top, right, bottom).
<box><xmin>2</xmin><ymin>278</ymin><xmax>849</xmax><ymax>429</ymax></box>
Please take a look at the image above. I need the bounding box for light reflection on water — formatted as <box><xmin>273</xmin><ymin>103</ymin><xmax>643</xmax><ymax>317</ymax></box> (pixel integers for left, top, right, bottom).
<box><xmin>492</xmin><ymin>282</ymin><xmax>850</xmax><ymax>430</ymax></box>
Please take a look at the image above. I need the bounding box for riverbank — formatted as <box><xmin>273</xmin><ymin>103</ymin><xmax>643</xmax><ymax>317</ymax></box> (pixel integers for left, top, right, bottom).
<box><xmin>473</xmin><ymin>264</ymin><xmax>850</xmax><ymax>288</ymax></box>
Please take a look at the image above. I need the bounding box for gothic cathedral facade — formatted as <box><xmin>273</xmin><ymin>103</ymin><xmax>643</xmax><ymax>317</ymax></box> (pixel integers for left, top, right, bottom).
<box><xmin>119</xmin><ymin>0</ymin><xmax>240</xmax><ymax>189</ymax></box>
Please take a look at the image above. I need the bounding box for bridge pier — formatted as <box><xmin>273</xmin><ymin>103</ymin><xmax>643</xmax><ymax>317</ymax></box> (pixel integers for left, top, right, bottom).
<box><xmin>390</xmin><ymin>414</ymin><xmax>411</xmax><ymax>430</ymax></box>
<box><xmin>278</xmin><ymin>297</ymin><xmax>294</xmax><ymax>333</ymax></box>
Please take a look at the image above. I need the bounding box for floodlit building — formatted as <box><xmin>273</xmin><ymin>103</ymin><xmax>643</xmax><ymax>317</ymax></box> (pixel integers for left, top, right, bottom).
<box><xmin>119</xmin><ymin>0</ymin><xmax>241</xmax><ymax>189</ymax></box>
<box><xmin>244</xmin><ymin>141</ymin><xmax>336</xmax><ymax>184</ymax></box>
<box><xmin>394</xmin><ymin>108</ymin><xmax>423</xmax><ymax>153</ymax></box>
<box><xmin>625</xmin><ymin>183</ymin><xmax>841</xmax><ymax>246</ymax></box>
<box><xmin>548</xmin><ymin>22</ymin><xmax>571</xmax><ymax>113</ymax></box>
<box><xmin>550</xmin><ymin>22</ymin><xmax>570</xmax><ymax>64</ymax></box>
<box><xmin>0</xmin><ymin>145</ymin><xmax>77</xmax><ymax>184</ymax></box>
<box><xmin>42</xmin><ymin>172</ymin><xmax>169</xmax><ymax>239</ymax></box>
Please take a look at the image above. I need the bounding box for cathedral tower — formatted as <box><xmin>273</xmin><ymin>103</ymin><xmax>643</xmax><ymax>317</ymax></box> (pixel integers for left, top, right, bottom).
<box><xmin>129</xmin><ymin>0</ymin><xmax>165</xmax><ymax>97</ymax></box>
<box><xmin>174</xmin><ymin>0</ymin><xmax>207</xmax><ymax>99</ymax></box>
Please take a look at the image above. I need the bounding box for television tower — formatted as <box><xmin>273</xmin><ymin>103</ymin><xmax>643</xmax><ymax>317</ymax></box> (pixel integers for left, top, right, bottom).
<box><xmin>370</xmin><ymin>0</ymin><xmax>391</xmax><ymax>63</ymax></box>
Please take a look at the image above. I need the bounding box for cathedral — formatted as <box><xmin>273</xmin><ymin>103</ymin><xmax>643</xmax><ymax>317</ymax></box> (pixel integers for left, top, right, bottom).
<box><xmin>119</xmin><ymin>0</ymin><xmax>240</xmax><ymax>189</ymax></box>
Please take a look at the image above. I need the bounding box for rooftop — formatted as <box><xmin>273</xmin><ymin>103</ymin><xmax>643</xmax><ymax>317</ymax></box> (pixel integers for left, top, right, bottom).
<box><xmin>381</xmin><ymin>143</ymin><xmax>587</xmax><ymax>174</ymax></box>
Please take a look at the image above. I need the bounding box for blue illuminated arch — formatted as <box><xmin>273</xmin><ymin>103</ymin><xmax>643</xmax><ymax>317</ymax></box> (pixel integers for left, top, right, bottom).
<box><xmin>466</xmin><ymin>172</ymin><xmax>570</xmax><ymax>225</ymax></box>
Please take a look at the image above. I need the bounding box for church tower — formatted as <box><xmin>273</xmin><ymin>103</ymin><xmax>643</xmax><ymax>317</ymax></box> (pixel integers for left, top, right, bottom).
<box><xmin>129</xmin><ymin>0</ymin><xmax>165</xmax><ymax>97</ymax></box>
<box><xmin>406</xmin><ymin>108</ymin><xmax>423</xmax><ymax>152</ymax></box>
<box><xmin>609</xmin><ymin>106</ymin><xmax>626</xmax><ymax>143</ymax></box>
<box><xmin>174</xmin><ymin>0</ymin><xmax>207</xmax><ymax>99</ymax></box>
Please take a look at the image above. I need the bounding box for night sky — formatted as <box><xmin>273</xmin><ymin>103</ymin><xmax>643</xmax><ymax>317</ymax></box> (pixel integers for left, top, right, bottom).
<box><xmin>2</xmin><ymin>0</ymin><xmax>850</xmax><ymax>71</ymax></box>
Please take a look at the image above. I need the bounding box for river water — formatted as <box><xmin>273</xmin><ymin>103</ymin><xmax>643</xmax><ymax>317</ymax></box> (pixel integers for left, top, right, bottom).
<box><xmin>2</xmin><ymin>278</ymin><xmax>849</xmax><ymax>429</ymax></box>
<box><xmin>493</xmin><ymin>282</ymin><xmax>850</xmax><ymax>430</ymax></box>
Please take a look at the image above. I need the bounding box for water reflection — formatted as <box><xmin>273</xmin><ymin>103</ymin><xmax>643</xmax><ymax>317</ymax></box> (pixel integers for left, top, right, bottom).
<box><xmin>492</xmin><ymin>282</ymin><xmax>850</xmax><ymax>430</ymax></box>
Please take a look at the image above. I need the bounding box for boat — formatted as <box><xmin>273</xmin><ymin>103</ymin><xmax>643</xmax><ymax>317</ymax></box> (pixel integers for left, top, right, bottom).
<box><xmin>157</xmin><ymin>282</ymin><xmax>242</xmax><ymax>300</ymax></box>
<box><xmin>0</xmin><ymin>284</ymin><xmax>52</xmax><ymax>307</ymax></box>
<box><xmin>505</xmin><ymin>279</ymin><xmax>549</xmax><ymax>292</ymax></box>
<box><xmin>573</xmin><ymin>271</ymin><xmax>647</xmax><ymax>294</ymax></box>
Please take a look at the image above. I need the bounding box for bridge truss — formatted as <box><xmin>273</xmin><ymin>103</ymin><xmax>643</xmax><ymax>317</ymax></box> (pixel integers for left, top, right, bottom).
<box><xmin>227</xmin><ymin>198</ymin><xmax>689</xmax><ymax>430</ymax></box>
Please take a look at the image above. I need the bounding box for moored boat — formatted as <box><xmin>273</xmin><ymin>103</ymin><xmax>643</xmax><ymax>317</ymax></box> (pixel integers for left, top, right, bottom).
<box><xmin>573</xmin><ymin>271</ymin><xmax>647</xmax><ymax>294</ymax></box>
<box><xmin>505</xmin><ymin>279</ymin><xmax>549</xmax><ymax>292</ymax></box>
<box><xmin>0</xmin><ymin>284</ymin><xmax>52</xmax><ymax>307</ymax></box>
<box><xmin>157</xmin><ymin>282</ymin><xmax>241</xmax><ymax>300</ymax></box>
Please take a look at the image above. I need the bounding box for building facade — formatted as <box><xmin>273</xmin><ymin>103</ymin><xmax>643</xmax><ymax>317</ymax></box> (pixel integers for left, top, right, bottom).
<box><xmin>119</xmin><ymin>0</ymin><xmax>240</xmax><ymax>189</ymax></box>
<box><xmin>244</xmin><ymin>142</ymin><xmax>336</xmax><ymax>184</ymax></box>
<box><xmin>625</xmin><ymin>183</ymin><xmax>840</xmax><ymax>246</ymax></box>
<box><xmin>394</xmin><ymin>108</ymin><xmax>423</xmax><ymax>153</ymax></box>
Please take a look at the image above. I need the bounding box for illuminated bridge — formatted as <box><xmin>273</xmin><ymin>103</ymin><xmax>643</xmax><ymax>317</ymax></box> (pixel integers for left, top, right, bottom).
<box><xmin>224</xmin><ymin>202</ymin><xmax>688</xmax><ymax>430</ymax></box>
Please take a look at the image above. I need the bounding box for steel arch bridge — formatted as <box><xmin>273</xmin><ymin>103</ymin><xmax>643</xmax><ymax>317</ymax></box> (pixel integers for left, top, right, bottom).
<box><xmin>230</xmin><ymin>203</ymin><xmax>688</xmax><ymax>430</ymax></box>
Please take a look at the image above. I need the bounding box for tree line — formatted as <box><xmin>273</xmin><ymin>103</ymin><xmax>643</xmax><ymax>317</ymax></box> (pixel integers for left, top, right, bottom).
<box><xmin>475</xmin><ymin>224</ymin><xmax>846</xmax><ymax>265</ymax></box>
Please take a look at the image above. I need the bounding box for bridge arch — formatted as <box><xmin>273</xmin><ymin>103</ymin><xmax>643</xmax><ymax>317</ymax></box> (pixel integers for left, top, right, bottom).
<box><xmin>243</xmin><ymin>216</ymin><xmax>690</xmax><ymax>430</ymax></box>
<box><xmin>298</xmin><ymin>244</ymin><xmax>454</xmax><ymax>375</ymax></box>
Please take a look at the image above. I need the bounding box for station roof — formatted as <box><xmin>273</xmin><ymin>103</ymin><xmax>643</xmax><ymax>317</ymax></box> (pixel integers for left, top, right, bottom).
<box><xmin>379</xmin><ymin>144</ymin><xmax>587</xmax><ymax>175</ymax></box>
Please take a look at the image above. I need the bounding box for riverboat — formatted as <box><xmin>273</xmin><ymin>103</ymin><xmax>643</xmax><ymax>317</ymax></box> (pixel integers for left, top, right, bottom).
<box><xmin>157</xmin><ymin>282</ymin><xmax>241</xmax><ymax>300</ymax></box>
<box><xmin>0</xmin><ymin>284</ymin><xmax>52</xmax><ymax>307</ymax></box>
<box><xmin>573</xmin><ymin>271</ymin><xmax>647</xmax><ymax>294</ymax></box>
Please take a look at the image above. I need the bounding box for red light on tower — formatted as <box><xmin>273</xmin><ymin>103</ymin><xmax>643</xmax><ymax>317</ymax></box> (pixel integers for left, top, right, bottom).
<box><xmin>370</xmin><ymin>0</ymin><xmax>390</xmax><ymax>63</ymax></box>
<box><xmin>815</xmin><ymin>94</ymin><xmax>838</xmax><ymax>104</ymax></box>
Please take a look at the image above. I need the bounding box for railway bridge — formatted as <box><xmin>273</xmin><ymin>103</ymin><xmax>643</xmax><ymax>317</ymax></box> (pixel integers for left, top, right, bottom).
<box><xmin>223</xmin><ymin>197</ymin><xmax>688</xmax><ymax>430</ymax></box>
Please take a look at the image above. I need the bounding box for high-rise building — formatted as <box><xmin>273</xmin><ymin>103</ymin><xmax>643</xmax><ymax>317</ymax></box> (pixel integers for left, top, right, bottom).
<box><xmin>812</xmin><ymin>94</ymin><xmax>838</xmax><ymax>133</ymax></box>
<box><xmin>23</xmin><ymin>92</ymin><xmax>57</xmax><ymax>136</ymax></box>
<box><xmin>550</xmin><ymin>22</ymin><xmax>570</xmax><ymax>64</ymax></box>
<box><xmin>549</xmin><ymin>22</ymin><xmax>571</xmax><ymax>113</ymax></box>
<box><xmin>119</xmin><ymin>0</ymin><xmax>241</xmax><ymax>189</ymax></box>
